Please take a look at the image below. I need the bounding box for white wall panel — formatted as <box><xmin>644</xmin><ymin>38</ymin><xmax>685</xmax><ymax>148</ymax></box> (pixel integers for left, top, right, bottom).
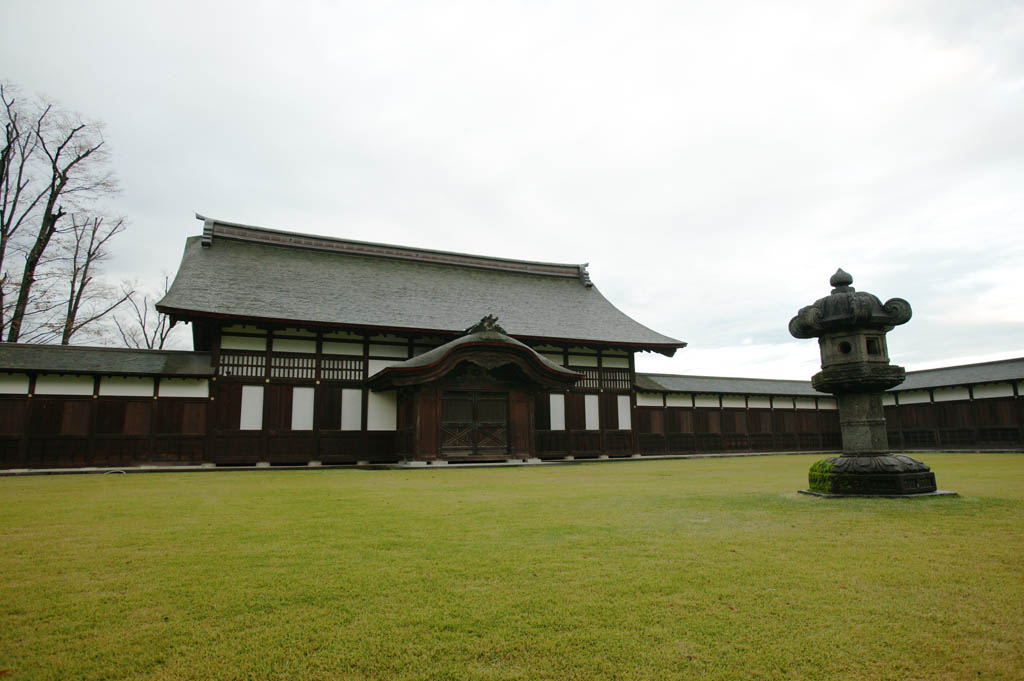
<box><xmin>665</xmin><ymin>394</ymin><xmax>691</xmax><ymax>407</ymax></box>
<box><xmin>35</xmin><ymin>375</ymin><xmax>94</xmax><ymax>396</ymax></box>
<box><xmin>898</xmin><ymin>390</ymin><xmax>930</xmax><ymax>405</ymax></box>
<box><xmin>795</xmin><ymin>397</ymin><xmax>817</xmax><ymax>410</ymax></box>
<box><xmin>722</xmin><ymin>396</ymin><xmax>746</xmax><ymax>409</ymax></box>
<box><xmin>273</xmin><ymin>338</ymin><xmax>316</xmax><ymax>354</ymax></box>
<box><xmin>99</xmin><ymin>377</ymin><xmax>154</xmax><ymax>397</ymax></box>
<box><xmin>291</xmin><ymin>387</ymin><xmax>315</xmax><ymax>430</ymax></box>
<box><xmin>584</xmin><ymin>394</ymin><xmax>600</xmax><ymax>430</ymax></box>
<box><xmin>221</xmin><ymin>335</ymin><xmax>267</xmax><ymax>351</ymax></box>
<box><xmin>341</xmin><ymin>388</ymin><xmax>362</xmax><ymax>431</ymax></box>
<box><xmin>772</xmin><ymin>397</ymin><xmax>794</xmax><ymax>409</ymax></box>
<box><xmin>159</xmin><ymin>379</ymin><xmax>209</xmax><ymax>398</ymax></box>
<box><xmin>747</xmin><ymin>396</ymin><xmax>771</xmax><ymax>409</ymax></box>
<box><xmin>617</xmin><ymin>395</ymin><xmax>631</xmax><ymax>430</ymax></box>
<box><xmin>541</xmin><ymin>353</ymin><xmax>565</xmax><ymax>366</ymax></box>
<box><xmin>240</xmin><ymin>386</ymin><xmax>264</xmax><ymax>430</ymax></box>
<box><xmin>569</xmin><ymin>354</ymin><xmax>598</xmax><ymax>367</ymax></box>
<box><xmin>973</xmin><ymin>383</ymin><xmax>1013</xmax><ymax>399</ymax></box>
<box><xmin>636</xmin><ymin>392</ymin><xmax>662</xmax><ymax>407</ymax></box>
<box><xmin>602</xmin><ymin>356</ymin><xmax>630</xmax><ymax>368</ymax></box>
<box><xmin>368</xmin><ymin>359</ymin><xmax>401</xmax><ymax>377</ymax></box>
<box><xmin>549</xmin><ymin>394</ymin><xmax>565</xmax><ymax>430</ymax></box>
<box><xmin>882</xmin><ymin>393</ymin><xmax>896</xmax><ymax>406</ymax></box>
<box><xmin>694</xmin><ymin>394</ymin><xmax>719</xmax><ymax>408</ymax></box>
<box><xmin>369</xmin><ymin>343</ymin><xmax>408</xmax><ymax>358</ymax></box>
<box><xmin>933</xmin><ymin>386</ymin><xmax>970</xmax><ymax>402</ymax></box>
<box><xmin>817</xmin><ymin>398</ymin><xmax>837</xmax><ymax>410</ymax></box>
<box><xmin>0</xmin><ymin>374</ymin><xmax>29</xmax><ymax>394</ymax></box>
<box><xmin>322</xmin><ymin>341</ymin><xmax>363</xmax><ymax>356</ymax></box>
<box><xmin>367</xmin><ymin>391</ymin><xmax>397</xmax><ymax>430</ymax></box>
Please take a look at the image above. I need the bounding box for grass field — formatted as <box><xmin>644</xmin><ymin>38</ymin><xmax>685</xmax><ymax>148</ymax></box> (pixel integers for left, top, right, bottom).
<box><xmin>1</xmin><ymin>453</ymin><xmax>1022</xmax><ymax>681</ymax></box>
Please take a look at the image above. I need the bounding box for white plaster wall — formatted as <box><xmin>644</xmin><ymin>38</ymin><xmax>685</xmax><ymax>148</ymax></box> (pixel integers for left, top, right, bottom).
<box><xmin>882</xmin><ymin>393</ymin><xmax>896</xmax><ymax>406</ymax></box>
<box><xmin>617</xmin><ymin>394</ymin><xmax>632</xmax><ymax>430</ymax></box>
<box><xmin>368</xmin><ymin>359</ymin><xmax>401</xmax><ymax>377</ymax></box>
<box><xmin>240</xmin><ymin>386</ymin><xmax>264</xmax><ymax>430</ymax></box>
<box><xmin>747</xmin><ymin>396</ymin><xmax>771</xmax><ymax>409</ymax></box>
<box><xmin>772</xmin><ymin>397</ymin><xmax>794</xmax><ymax>409</ymax></box>
<box><xmin>341</xmin><ymin>388</ymin><xmax>362</xmax><ymax>431</ymax></box>
<box><xmin>584</xmin><ymin>394</ymin><xmax>600</xmax><ymax>430</ymax></box>
<box><xmin>694</xmin><ymin>394</ymin><xmax>719</xmax><ymax>408</ymax></box>
<box><xmin>159</xmin><ymin>379</ymin><xmax>209</xmax><ymax>398</ymax></box>
<box><xmin>322</xmin><ymin>341</ymin><xmax>363</xmax><ymax>356</ymax></box>
<box><xmin>899</xmin><ymin>390</ymin><xmax>931</xmax><ymax>405</ymax></box>
<box><xmin>569</xmin><ymin>354</ymin><xmax>598</xmax><ymax>367</ymax></box>
<box><xmin>541</xmin><ymin>353</ymin><xmax>565</xmax><ymax>366</ymax></box>
<box><xmin>99</xmin><ymin>377</ymin><xmax>154</xmax><ymax>397</ymax></box>
<box><xmin>273</xmin><ymin>338</ymin><xmax>316</xmax><ymax>354</ymax></box>
<box><xmin>367</xmin><ymin>391</ymin><xmax>397</xmax><ymax>430</ymax></box>
<box><xmin>636</xmin><ymin>392</ymin><xmax>662</xmax><ymax>407</ymax></box>
<box><xmin>933</xmin><ymin>386</ymin><xmax>970</xmax><ymax>402</ymax></box>
<box><xmin>795</xmin><ymin>397</ymin><xmax>817</xmax><ymax>410</ymax></box>
<box><xmin>666</xmin><ymin>394</ymin><xmax>690</xmax><ymax>408</ymax></box>
<box><xmin>35</xmin><ymin>375</ymin><xmax>94</xmax><ymax>396</ymax></box>
<box><xmin>0</xmin><ymin>374</ymin><xmax>29</xmax><ymax>394</ymax></box>
<box><xmin>221</xmin><ymin>335</ymin><xmax>267</xmax><ymax>352</ymax></box>
<box><xmin>974</xmin><ymin>383</ymin><xmax>1014</xmax><ymax>399</ymax></box>
<box><xmin>818</xmin><ymin>398</ymin><xmax>838</xmax><ymax>410</ymax></box>
<box><xmin>549</xmin><ymin>394</ymin><xmax>566</xmax><ymax>430</ymax></box>
<box><xmin>369</xmin><ymin>343</ymin><xmax>408</xmax><ymax>358</ymax></box>
<box><xmin>602</xmin><ymin>356</ymin><xmax>630</xmax><ymax>368</ymax></box>
<box><xmin>291</xmin><ymin>387</ymin><xmax>315</xmax><ymax>430</ymax></box>
<box><xmin>722</xmin><ymin>396</ymin><xmax>746</xmax><ymax>409</ymax></box>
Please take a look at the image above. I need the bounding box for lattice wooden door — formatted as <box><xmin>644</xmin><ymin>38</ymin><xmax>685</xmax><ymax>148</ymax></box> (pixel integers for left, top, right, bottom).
<box><xmin>440</xmin><ymin>391</ymin><xmax>509</xmax><ymax>456</ymax></box>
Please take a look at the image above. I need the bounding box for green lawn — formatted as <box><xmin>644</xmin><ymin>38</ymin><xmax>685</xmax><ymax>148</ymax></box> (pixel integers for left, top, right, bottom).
<box><xmin>1</xmin><ymin>453</ymin><xmax>1022</xmax><ymax>681</ymax></box>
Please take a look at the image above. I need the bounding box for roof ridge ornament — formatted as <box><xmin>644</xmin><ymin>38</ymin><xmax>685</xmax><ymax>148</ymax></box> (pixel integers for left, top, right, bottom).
<box><xmin>465</xmin><ymin>314</ymin><xmax>507</xmax><ymax>335</ymax></box>
<box><xmin>579</xmin><ymin>263</ymin><xmax>593</xmax><ymax>288</ymax></box>
<box><xmin>829</xmin><ymin>268</ymin><xmax>853</xmax><ymax>292</ymax></box>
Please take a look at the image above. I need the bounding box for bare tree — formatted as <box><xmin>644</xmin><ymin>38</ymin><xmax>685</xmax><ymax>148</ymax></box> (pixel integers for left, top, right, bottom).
<box><xmin>0</xmin><ymin>82</ymin><xmax>119</xmax><ymax>343</ymax></box>
<box><xmin>115</xmin><ymin>275</ymin><xmax>179</xmax><ymax>350</ymax></box>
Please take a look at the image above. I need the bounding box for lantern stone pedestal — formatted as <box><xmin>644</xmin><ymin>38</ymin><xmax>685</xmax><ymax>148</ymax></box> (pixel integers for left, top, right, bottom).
<box><xmin>789</xmin><ymin>269</ymin><xmax>954</xmax><ymax>497</ymax></box>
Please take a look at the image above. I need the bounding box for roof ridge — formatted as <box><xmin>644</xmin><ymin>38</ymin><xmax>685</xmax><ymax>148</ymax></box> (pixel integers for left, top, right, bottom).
<box><xmin>195</xmin><ymin>214</ymin><xmax>593</xmax><ymax>285</ymax></box>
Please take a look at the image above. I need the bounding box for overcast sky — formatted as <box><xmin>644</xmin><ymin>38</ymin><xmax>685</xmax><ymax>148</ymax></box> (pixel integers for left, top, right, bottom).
<box><xmin>2</xmin><ymin>0</ymin><xmax>1022</xmax><ymax>379</ymax></box>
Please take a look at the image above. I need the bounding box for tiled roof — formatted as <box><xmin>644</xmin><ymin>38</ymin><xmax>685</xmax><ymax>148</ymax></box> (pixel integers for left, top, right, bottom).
<box><xmin>157</xmin><ymin>217</ymin><xmax>685</xmax><ymax>353</ymax></box>
<box><xmin>0</xmin><ymin>344</ymin><xmax>214</xmax><ymax>377</ymax></box>
<box><xmin>897</xmin><ymin>357</ymin><xmax>1024</xmax><ymax>390</ymax></box>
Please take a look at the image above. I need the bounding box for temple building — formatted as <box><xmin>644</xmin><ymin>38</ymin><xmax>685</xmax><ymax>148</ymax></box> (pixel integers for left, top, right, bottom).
<box><xmin>0</xmin><ymin>216</ymin><xmax>1021</xmax><ymax>469</ymax></box>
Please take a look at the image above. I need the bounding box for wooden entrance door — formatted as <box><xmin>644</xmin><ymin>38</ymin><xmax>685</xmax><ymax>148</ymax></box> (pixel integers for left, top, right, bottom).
<box><xmin>440</xmin><ymin>391</ymin><xmax>509</xmax><ymax>456</ymax></box>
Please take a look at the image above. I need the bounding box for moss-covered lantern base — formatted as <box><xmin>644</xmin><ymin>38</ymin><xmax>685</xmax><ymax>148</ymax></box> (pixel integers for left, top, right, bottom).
<box><xmin>804</xmin><ymin>455</ymin><xmax>940</xmax><ymax>496</ymax></box>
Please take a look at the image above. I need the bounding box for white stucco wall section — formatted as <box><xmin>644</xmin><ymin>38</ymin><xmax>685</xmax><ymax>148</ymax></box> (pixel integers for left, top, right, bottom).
<box><xmin>722</xmin><ymin>396</ymin><xmax>746</xmax><ymax>409</ymax></box>
<box><xmin>795</xmin><ymin>397</ymin><xmax>817</xmax><ymax>410</ymax></box>
<box><xmin>222</xmin><ymin>335</ymin><xmax>267</xmax><ymax>352</ymax></box>
<box><xmin>694</xmin><ymin>394</ymin><xmax>719</xmax><ymax>408</ymax></box>
<box><xmin>933</xmin><ymin>386</ymin><xmax>970</xmax><ymax>402</ymax></box>
<box><xmin>569</xmin><ymin>354</ymin><xmax>598</xmax><ymax>367</ymax></box>
<box><xmin>882</xmin><ymin>393</ymin><xmax>896</xmax><ymax>406</ymax></box>
<box><xmin>159</xmin><ymin>379</ymin><xmax>209</xmax><ymax>398</ymax></box>
<box><xmin>323</xmin><ymin>341</ymin><xmax>363</xmax><ymax>356</ymax></box>
<box><xmin>540</xmin><ymin>353</ymin><xmax>565</xmax><ymax>366</ymax></box>
<box><xmin>99</xmin><ymin>377</ymin><xmax>154</xmax><ymax>397</ymax></box>
<box><xmin>616</xmin><ymin>395</ymin><xmax>631</xmax><ymax>430</ymax></box>
<box><xmin>636</xmin><ymin>392</ymin><xmax>662</xmax><ymax>407</ymax></box>
<box><xmin>974</xmin><ymin>383</ymin><xmax>1014</xmax><ymax>399</ymax></box>
<box><xmin>602</xmin><ymin>356</ymin><xmax>629</xmax><ymax>368</ymax></box>
<box><xmin>35</xmin><ymin>375</ymin><xmax>94</xmax><ymax>396</ymax></box>
<box><xmin>367</xmin><ymin>391</ymin><xmax>397</xmax><ymax>431</ymax></box>
<box><xmin>273</xmin><ymin>338</ymin><xmax>316</xmax><ymax>354</ymax></box>
<box><xmin>899</xmin><ymin>390</ymin><xmax>931</xmax><ymax>405</ymax></box>
<box><xmin>747</xmin><ymin>396</ymin><xmax>771</xmax><ymax>409</ymax></box>
<box><xmin>549</xmin><ymin>394</ymin><xmax>565</xmax><ymax>430</ymax></box>
<box><xmin>817</xmin><ymin>398</ymin><xmax>838</xmax><ymax>410</ymax></box>
<box><xmin>291</xmin><ymin>387</ymin><xmax>315</xmax><ymax>430</ymax></box>
<box><xmin>0</xmin><ymin>374</ymin><xmax>30</xmax><ymax>394</ymax></box>
<box><xmin>369</xmin><ymin>344</ymin><xmax>408</xmax><ymax>358</ymax></box>
<box><xmin>240</xmin><ymin>386</ymin><xmax>264</xmax><ymax>430</ymax></box>
<box><xmin>584</xmin><ymin>394</ymin><xmax>600</xmax><ymax>430</ymax></box>
<box><xmin>665</xmin><ymin>394</ymin><xmax>690</xmax><ymax>408</ymax></box>
<box><xmin>772</xmin><ymin>397</ymin><xmax>795</xmax><ymax>409</ymax></box>
<box><xmin>341</xmin><ymin>388</ymin><xmax>362</xmax><ymax>431</ymax></box>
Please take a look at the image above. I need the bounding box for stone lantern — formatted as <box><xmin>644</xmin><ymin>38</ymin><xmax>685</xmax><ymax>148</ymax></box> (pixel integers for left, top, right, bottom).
<box><xmin>789</xmin><ymin>269</ymin><xmax>944</xmax><ymax>496</ymax></box>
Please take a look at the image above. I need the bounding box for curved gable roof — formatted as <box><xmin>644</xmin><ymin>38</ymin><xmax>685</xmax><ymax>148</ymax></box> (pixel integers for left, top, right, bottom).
<box><xmin>158</xmin><ymin>218</ymin><xmax>685</xmax><ymax>354</ymax></box>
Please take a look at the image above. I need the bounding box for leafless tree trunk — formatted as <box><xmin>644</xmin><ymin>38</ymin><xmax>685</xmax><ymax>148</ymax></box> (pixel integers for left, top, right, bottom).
<box><xmin>115</xmin><ymin>275</ymin><xmax>177</xmax><ymax>349</ymax></box>
<box><xmin>1</xmin><ymin>82</ymin><xmax>118</xmax><ymax>343</ymax></box>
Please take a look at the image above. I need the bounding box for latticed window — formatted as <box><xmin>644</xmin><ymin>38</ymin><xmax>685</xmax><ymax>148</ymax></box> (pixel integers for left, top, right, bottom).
<box><xmin>219</xmin><ymin>352</ymin><xmax>265</xmax><ymax>378</ymax></box>
<box><xmin>270</xmin><ymin>355</ymin><xmax>316</xmax><ymax>379</ymax></box>
<box><xmin>321</xmin><ymin>357</ymin><xmax>364</xmax><ymax>381</ymax></box>
<box><xmin>601</xmin><ymin>368</ymin><xmax>631</xmax><ymax>390</ymax></box>
<box><xmin>571</xmin><ymin>368</ymin><xmax>601</xmax><ymax>389</ymax></box>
